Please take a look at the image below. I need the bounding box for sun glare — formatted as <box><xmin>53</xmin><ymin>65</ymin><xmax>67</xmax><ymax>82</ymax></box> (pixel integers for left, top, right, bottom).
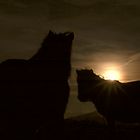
<box><xmin>103</xmin><ymin>70</ymin><xmax>121</xmax><ymax>81</ymax></box>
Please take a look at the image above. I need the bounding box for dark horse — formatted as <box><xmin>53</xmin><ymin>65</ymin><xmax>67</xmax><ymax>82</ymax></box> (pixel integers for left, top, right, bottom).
<box><xmin>76</xmin><ymin>69</ymin><xmax>140</xmax><ymax>129</ymax></box>
<box><xmin>0</xmin><ymin>31</ymin><xmax>74</xmax><ymax>139</ymax></box>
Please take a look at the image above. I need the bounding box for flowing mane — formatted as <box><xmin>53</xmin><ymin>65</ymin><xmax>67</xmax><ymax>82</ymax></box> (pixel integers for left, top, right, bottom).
<box><xmin>76</xmin><ymin>69</ymin><xmax>104</xmax><ymax>82</ymax></box>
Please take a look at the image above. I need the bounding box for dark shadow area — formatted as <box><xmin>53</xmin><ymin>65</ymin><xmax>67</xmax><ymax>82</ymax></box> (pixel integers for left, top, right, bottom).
<box><xmin>75</xmin><ymin>69</ymin><xmax>140</xmax><ymax>140</ymax></box>
<box><xmin>64</xmin><ymin>112</ymin><xmax>140</xmax><ymax>140</ymax></box>
<box><xmin>0</xmin><ymin>31</ymin><xmax>74</xmax><ymax>140</ymax></box>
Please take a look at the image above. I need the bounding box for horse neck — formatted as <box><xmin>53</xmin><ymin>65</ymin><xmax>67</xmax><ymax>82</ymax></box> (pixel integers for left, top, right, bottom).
<box><xmin>29</xmin><ymin>47</ymin><xmax>71</xmax><ymax>78</ymax></box>
<box><xmin>29</xmin><ymin>47</ymin><xmax>71</xmax><ymax>62</ymax></box>
<box><xmin>83</xmin><ymin>78</ymin><xmax>105</xmax><ymax>102</ymax></box>
<box><xmin>29</xmin><ymin>47</ymin><xmax>46</xmax><ymax>61</ymax></box>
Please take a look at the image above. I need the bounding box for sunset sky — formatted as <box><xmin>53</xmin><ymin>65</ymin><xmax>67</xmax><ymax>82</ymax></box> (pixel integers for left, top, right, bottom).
<box><xmin>0</xmin><ymin>0</ymin><xmax>140</xmax><ymax>117</ymax></box>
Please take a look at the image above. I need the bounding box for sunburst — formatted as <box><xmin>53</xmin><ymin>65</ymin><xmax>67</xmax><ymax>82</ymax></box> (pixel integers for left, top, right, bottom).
<box><xmin>103</xmin><ymin>70</ymin><xmax>121</xmax><ymax>81</ymax></box>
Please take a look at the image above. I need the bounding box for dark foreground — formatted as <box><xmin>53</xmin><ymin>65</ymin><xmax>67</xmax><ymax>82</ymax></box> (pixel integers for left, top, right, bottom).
<box><xmin>0</xmin><ymin>112</ymin><xmax>140</xmax><ymax>140</ymax></box>
<box><xmin>64</xmin><ymin>112</ymin><xmax>140</xmax><ymax>140</ymax></box>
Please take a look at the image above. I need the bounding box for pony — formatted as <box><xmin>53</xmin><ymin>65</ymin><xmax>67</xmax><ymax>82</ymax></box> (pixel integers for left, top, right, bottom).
<box><xmin>76</xmin><ymin>69</ymin><xmax>140</xmax><ymax>129</ymax></box>
<box><xmin>0</xmin><ymin>31</ymin><xmax>74</xmax><ymax>139</ymax></box>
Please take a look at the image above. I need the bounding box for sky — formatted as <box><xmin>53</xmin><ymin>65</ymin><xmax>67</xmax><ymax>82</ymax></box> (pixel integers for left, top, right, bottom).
<box><xmin>0</xmin><ymin>0</ymin><xmax>140</xmax><ymax>117</ymax></box>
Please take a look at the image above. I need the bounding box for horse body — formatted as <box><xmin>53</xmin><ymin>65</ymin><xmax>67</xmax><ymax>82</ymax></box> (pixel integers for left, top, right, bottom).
<box><xmin>0</xmin><ymin>31</ymin><xmax>74</xmax><ymax>139</ymax></box>
<box><xmin>76</xmin><ymin>69</ymin><xmax>140</xmax><ymax>126</ymax></box>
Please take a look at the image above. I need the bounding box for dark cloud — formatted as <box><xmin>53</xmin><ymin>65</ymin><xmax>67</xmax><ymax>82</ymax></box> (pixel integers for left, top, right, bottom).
<box><xmin>0</xmin><ymin>0</ymin><xmax>140</xmax><ymax>73</ymax></box>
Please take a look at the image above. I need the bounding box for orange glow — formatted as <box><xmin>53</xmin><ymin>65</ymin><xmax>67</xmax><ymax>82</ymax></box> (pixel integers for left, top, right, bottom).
<box><xmin>103</xmin><ymin>69</ymin><xmax>121</xmax><ymax>81</ymax></box>
<box><xmin>100</xmin><ymin>63</ymin><xmax>122</xmax><ymax>81</ymax></box>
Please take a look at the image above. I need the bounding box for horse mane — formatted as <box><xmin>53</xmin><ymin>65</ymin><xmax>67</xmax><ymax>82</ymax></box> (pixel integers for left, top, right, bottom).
<box><xmin>76</xmin><ymin>69</ymin><xmax>104</xmax><ymax>82</ymax></box>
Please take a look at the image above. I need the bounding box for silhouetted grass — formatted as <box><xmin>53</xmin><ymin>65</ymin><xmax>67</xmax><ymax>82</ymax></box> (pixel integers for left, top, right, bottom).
<box><xmin>64</xmin><ymin>112</ymin><xmax>140</xmax><ymax>140</ymax></box>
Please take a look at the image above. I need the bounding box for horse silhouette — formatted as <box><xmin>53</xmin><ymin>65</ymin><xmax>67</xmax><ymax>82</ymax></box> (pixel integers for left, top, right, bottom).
<box><xmin>76</xmin><ymin>69</ymin><xmax>140</xmax><ymax>129</ymax></box>
<box><xmin>0</xmin><ymin>31</ymin><xmax>74</xmax><ymax>139</ymax></box>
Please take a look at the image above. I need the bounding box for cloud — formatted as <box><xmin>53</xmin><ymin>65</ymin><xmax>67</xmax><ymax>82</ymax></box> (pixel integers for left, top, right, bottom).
<box><xmin>0</xmin><ymin>0</ymin><xmax>27</xmax><ymax>8</ymax></box>
<box><xmin>63</xmin><ymin>0</ymin><xmax>97</xmax><ymax>6</ymax></box>
<box><xmin>0</xmin><ymin>0</ymin><xmax>140</xmax><ymax>62</ymax></box>
<box><xmin>123</xmin><ymin>53</ymin><xmax>140</xmax><ymax>67</ymax></box>
<box><xmin>64</xmin><ymin>0</ymin><xmax>140</xmax><ymax>7</ymax></box>
<box><xmin>46</xmin><ymin>0</ymin><xmax>89</xmax><ymax>20</ymax></box>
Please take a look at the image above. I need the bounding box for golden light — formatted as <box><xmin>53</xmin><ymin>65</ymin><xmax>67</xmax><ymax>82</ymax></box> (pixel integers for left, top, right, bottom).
<box><xmin>103</xmin><ymin>69</ymin><xmax>121</xmax><ymax>81</ymax></box>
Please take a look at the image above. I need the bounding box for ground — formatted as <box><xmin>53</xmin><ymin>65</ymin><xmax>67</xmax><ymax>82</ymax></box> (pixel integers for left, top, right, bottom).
<box><xmin>64</xmin><ymin>111</ymin><xmax>140</xmax><ymax>140</ymax></box>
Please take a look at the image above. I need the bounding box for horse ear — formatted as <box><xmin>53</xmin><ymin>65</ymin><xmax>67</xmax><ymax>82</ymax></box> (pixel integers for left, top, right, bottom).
<box><xmin>76</xmin><ymin>69</ymin><xmax>79</xmax><ymax>74</ymax></box>
<box><xmin>48</xmin><ymin>30</ymin><xmax>54</xmax><ymax>37</ymax></box>
<box><xmin>68</xmin><ymin>32</ymin><xmax>74</xmax><ymax>40</ymax></box>
<box><xmin>65</xmin><ymin>32</ymin><xmax>74</xmax><ymax>40</ymax></box>
<box><xmin>90</xmin><ymin>69</ymin><xmax>93</xmax><ymax>73</ymax></box>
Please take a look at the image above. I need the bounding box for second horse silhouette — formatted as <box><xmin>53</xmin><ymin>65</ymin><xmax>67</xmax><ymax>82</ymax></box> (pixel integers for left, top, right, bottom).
<box><xmin>76</xmin><ymin>69</ymin><xmax>140</xmax><ymax>131</ymax></box>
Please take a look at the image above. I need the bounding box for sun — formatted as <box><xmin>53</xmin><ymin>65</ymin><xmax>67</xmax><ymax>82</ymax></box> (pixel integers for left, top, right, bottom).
<box><xmin>103</xmin><ymin>70</ymin><xmax>121</xmax><ymax>81</ymax></box>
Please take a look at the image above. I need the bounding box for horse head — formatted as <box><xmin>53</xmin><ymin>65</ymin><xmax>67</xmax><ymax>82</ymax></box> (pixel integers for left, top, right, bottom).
<box><xmin>76</xmin><ymin>69</ymin><xmax>103</xmax><ymax>102</ymax></box>
<box><xmin>30</xmin><ymin>30</ymin><xmax>74</xmax><ymax>61</ymax></box>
